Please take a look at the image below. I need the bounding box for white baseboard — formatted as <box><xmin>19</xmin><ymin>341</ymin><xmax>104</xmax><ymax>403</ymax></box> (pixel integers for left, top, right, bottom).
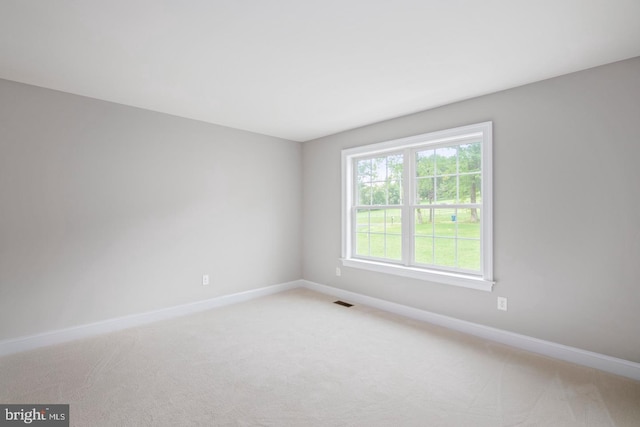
<box><xmin>3</xmin><ymin>278</ymin><xmax>638</xmax><ymax>382</ymax></box>
<box><xmin>0</xmin><ymin>280</ymin><xmax>302</xmax><ymax>357</ymax></box>
<box><xmin>300</xmin><ymin>280</ymin><xmax>640</xmax><ymax>381</ymax></box>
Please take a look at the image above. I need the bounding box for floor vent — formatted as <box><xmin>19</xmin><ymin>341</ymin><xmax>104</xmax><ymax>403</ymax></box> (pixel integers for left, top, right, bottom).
<box><xmin>333</xmin><ymin>300</ymin><xmax>353</xmax><ymax>308</ymax></box>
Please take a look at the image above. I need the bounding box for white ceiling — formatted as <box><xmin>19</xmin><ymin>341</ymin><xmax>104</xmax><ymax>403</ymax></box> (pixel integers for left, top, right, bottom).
<box><xmin>1</xmin><ymin>1</ymin><xmax>639</xmax><ymax>142</ymax></box>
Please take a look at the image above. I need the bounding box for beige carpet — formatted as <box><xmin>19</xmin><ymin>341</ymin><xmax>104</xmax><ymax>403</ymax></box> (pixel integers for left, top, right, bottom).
<box><xmin>1</xmin><ymin>288</ymin><xmax>639</xmax><ymax>426</ymax></box>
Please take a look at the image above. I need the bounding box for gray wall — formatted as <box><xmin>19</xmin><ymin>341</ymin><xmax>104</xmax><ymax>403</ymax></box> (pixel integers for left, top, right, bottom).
<box><xmin>0</xmin><ymin>79</ymin><xmax>302</xmax><ymax>341</ymax></box>
<box><xmin>302</xmin><ymin>57</ymin><xmax>640</xmax><ymax>363</ymax></box>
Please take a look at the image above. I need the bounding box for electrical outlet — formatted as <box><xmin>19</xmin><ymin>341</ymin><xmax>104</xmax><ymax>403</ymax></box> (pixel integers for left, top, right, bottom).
<box><xmin>497</xmin><ymin>297</ymin><xmax>507</xmax><ymax>311</ymax></box>
<box><xmin>202</xmin><ymin>274</ymin><xmax>210</xmax><ymax>286</ymax></box>
<box><xmin>335</xmin><ymin>267</ymin><xmax>341</xmax><ymax>277</ymax></box>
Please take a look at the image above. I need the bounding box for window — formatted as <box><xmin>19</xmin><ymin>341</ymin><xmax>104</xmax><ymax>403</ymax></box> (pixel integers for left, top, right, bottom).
<box><xmin>341</xmin><ymin>122</ymin><xmax>493</xmax><ymax>291</ymax></box>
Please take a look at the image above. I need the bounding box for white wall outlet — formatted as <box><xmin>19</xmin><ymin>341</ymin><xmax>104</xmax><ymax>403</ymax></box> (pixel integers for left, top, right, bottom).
<box><xmin>202</xmin><ymin>274</ymin><xmax>210</xmax><ymax>286</ymax></box>
<box><xmin>497</xmin><ymin>297</ymin><xmax>508</xmax><ymax>311</ymax></box>
<box><xmin>335</xmin><ymin>267</ymin><xmax>341</xmax><ymax>276</ymax></box>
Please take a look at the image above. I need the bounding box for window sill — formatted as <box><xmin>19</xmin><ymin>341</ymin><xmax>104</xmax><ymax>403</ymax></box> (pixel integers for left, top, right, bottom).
<box><xmin>341</xmin><ymin>258</ymin><xmax>494</xmax><ymax>292</ymax></box>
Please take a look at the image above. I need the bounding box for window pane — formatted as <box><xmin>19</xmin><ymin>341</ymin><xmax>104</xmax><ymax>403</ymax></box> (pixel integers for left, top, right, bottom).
<box><xmin>357</xmin><ymin>182</ymin><xmax>372</xmax><ymax>205</ymax></box>
<box><xmin>385</xmin><ymin>209</ymin><xmax>402</xmax><ymax>260</ymax></box>
<box><xmin>415</xmin><ymin>236</ymin><xmax>433</xmax><ymax>264</ymax></box>
<box><xmin>387</xmin><ymin>154</ymin><xmax>403</xmax><ymax>180</ymax></box>
<box><xmin>459</xmin><ymin>174</ymin><xmax>481</xmax><ymax>204</ymax></box>
<box><xmin>385</xmin><ymin>209</ymin><xmax>402</xmax><ymax>233</ymax></box>
<box><xmin>370</xmin><ymin>233</ymin><xmax>385</xmax><ymax>258</ymax></box>
<box><xmin>416</xmin><ymin>177</ymin><xmax>434</xmax><ymax>204</ymax></box>
<box><xmin>387</xmin><ymin>180</ymin><xmax>402</xmax><ymax>205</ymax></box>
<box><xmin>356</xmin><ymin>209</ymin><xmax>370</xmax><ymax>232</ymax></box>
<box><xmin>436</xmin><ymin>176</ymin><xmax>456</xmax><ymax>203</ymax></box>
<box><xmin>369</xmin><ymin>209</ymin><xmax>384</xmax><ymax>232</ymax></box>
<box><xmin>436</xmin><ymin>146</ymin><xmax>457</xmax><ymax>175</ymax></box>
<box><xmin>416</xmin><ymin>150</ymin><xmax>435</xmax><ymax>177</ymax></box>
<box><xmin>355</xmin><ymin>209</ymin><xmax>403</xmax><ymax>262</ymax></box>
<box><xmin>374</xmin><ymin>157</ymin><xmax>387</xmax><ymax>181</ymax></box>
<box><xmin>458</xmin><ymin>143</ymin><xmax>481</xmax><ymax>173</ymax></box>
<box><xmin>357</xmin><ymin>154</ymin><xmax>404</xmax><ymax>206</ymax></box>
<box><xmin>458</xmin><ymin>239</ymin><xmax>481</xmax><ymax>271</ymax></box>
<box><xmin>357</xmin><ymin>159</ymin><xmax>373</xmax><ymax>183</ymax></box>
<box><xmin>456</xmin><ymin>209</ymin><xmax>481</xmax><ymax>239</ymax></box>
<box><xmin>414</xmin><ymin>208</ymin><xmax>433</xmax><ymax>236</ymax></box>
<box><xmin>368</xmin><ymin>184</ymin><xmax>384</xmax><ymax>205</ymax></box>
<box><xmin>434</xmin><ymin>238</ymin><xmax>456</xmax><ymax>267</ymax></box>
<box><xmin>434</xmin><ymin>208</ymin><xmax>457</xmax><ymax>237</ymax></box>
<box><xmin>356</xmin><ymin>233</ymin><xmax>370</xmax><ymax>257</ymax></box>
<box><xmin>386</xmin><ymin>235</ymin><xmax>402</xmax><ymax>260</ymax></box>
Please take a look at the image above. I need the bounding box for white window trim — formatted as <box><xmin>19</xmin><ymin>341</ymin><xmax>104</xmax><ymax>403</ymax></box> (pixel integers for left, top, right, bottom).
<box><xmin>341</xmin><ymin>122</ymin><xmax>494</xmax><ymax>292</ymax></box>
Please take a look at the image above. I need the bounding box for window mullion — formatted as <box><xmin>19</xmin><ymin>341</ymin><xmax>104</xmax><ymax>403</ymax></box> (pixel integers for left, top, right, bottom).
<box><xmin>402</xmin><ymin>148</ymin><xmax>412</xmax><ymax>266</ymax></box>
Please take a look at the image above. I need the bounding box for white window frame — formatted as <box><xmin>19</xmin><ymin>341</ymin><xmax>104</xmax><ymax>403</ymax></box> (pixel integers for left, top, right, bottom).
<box><xmin>341</xmin><ymin>122</ymin><xmax>494</xmax><ymax>292</ymax></box>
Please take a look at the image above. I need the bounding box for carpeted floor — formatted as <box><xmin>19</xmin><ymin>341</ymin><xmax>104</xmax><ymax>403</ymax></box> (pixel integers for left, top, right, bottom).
<box><xmin>1</xmin><ymin>288</ymin><xmax>639</xmax><ymax>426</ymax></box>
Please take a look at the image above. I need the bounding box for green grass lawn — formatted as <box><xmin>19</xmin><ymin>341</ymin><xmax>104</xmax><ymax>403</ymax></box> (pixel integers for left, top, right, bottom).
<box><xmin>356</xmin><ymin>207</ymin><xmax>481</xmax><ymax>271</ymax></box>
